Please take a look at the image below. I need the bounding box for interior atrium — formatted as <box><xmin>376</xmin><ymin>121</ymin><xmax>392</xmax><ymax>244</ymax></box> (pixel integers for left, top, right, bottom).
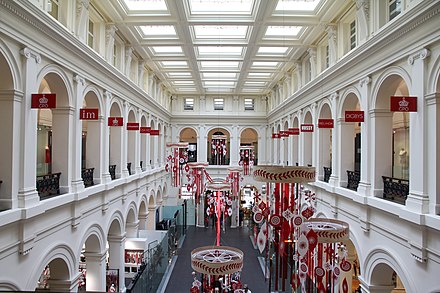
<box><xmin>0</xmin><ymin>0</ymin><xmax>439</xmax><ymax>292</ymax></box>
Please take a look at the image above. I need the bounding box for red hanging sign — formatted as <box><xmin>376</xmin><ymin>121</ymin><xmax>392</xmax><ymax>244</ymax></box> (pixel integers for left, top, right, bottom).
<box><xmin>140</xmin><ymin>126</ymin><xmax>151</xmax><ymax>134</ymax></box>
<box><xmin>390</xmin><ymin>96</ymin><xmax>417</xmax><ymax>112</ymax></box>
<box><xmin>79</xmin><ymin>108</ymin><xmax>99</xmax><ymax>120</ymax></box>
<box><xmin>272</xmin><ymin>133</ymin><xmax>281</xmax><ymax>139</ymax></box>
<box><xmin>301</xmin><ymin>124</ymin><xmax>314</xmax><ymax>132</ymax></box>
<box><xmin>108</xmin><ymin>117</ymin><xmax>123</xmax><ymax>126</ymax></box>
<box><xmin>127</xmin><ymin>122</ymin><xmax>139</xmax><ymax>130</ymax></box>
<box><xmin>345</xmin><ymin>111</ymin><xmax>364</xmax><ymax>122</ymax></box>
<box><xmin>150</xmin><ymin>129</ymin><xmax>160</xmax><ymax>136</ymax></box>
<box><xmin>318</xmin><ymin>119</ymin><xmax>334</xmax><ymax>128</ymax></box>
<box><xmin>280</xmin><ymin>131</ymin><xmax>289</xmax><ymax>137</ymax></box>
<box><xmin>31</xmin><ymin>93</ymin><xmax>56</xmax><ymax>109</ymax></box>
<box><xmin>288</xmin><ymin>128</ymin><xmax>300</xmax><ymax>135</ymax></box>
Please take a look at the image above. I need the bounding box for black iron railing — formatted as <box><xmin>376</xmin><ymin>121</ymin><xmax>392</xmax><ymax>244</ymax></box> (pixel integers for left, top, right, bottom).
<box><xmin>109</xmin><ymin>165</ymin><xmax>116</xmax><ymax>180</ymax></box>
<box><xmin>346</xmin><ymin>170</ymin><xmax>360</xmax><ymax>191</ymax></box>
<box><xmin>36</xmin><ymin>172</ymin><xmax>61</xmax><ymax>199</ymax></box>
<box><xmin>127</xmin><ymin>162</ymin><xmax>132</xmax><ymax>175</ymax></box>
<box><xmin>140</xmin><ymin>161</ymin><xmax>143</xmax><ymax>171</ymax></box>
<box><xmin>323</xmin><ymin>167</ymin><xmax>332</xmax><ymax>183</ymax></box>
<box><xmin>81</xmin><ymin>168</ymin><xmax>94</xmax><ymax>188</ymax></box>
<box><xmin>382</xmin><ymin>176</ymin><xmax>409</xmax><ymax>204</ymax></box>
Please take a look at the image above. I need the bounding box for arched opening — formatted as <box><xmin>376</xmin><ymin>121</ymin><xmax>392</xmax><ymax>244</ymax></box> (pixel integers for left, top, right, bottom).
<box><xmin>292</xmin><ymin>117</ymin><xmax>299</xmax><ymax>166</ymax></box>
<box><xmin>36</xmin><ymin>73</ymin><xmax>71</xmax><ymax>199</ymax></box>
<box><xmin>207</xmin><ymin>128</ymin><xmax>230</xmax><ymax>165</ymax></box>
<box><xmin>180</xmin><ymin>127</ymin><xmax>198</xmax><ymax>162</ymax></box>
<box><xmin>150</xmin><ymin>120</ymin><xmax>156</xmax><ymax>168</ymax></box>
<box><xmin>127</xmin><ymin>110</ymin><xmax>137</xmax><ymax>176</ymax></box>
<box><xmin>107</xmin><ymin>219</ymin><xmax>124</xmax><ymax>292</ymax></box>
<box><xmin>147</xmin><ymin>194</ymin><xmax>156</xmax><ymax>230</ymax></box>
<box><xmin>0</xmin><ymin>50</ymin><xmax>15</xmax><ymax>210</ymax></box>
<box><xmin>126</xmin><ymin>208</ymin><xmax>138</xmax><ymax>238</ymax></box>
<box><xmin>36</xmin><ymin>258</ymin><xmax>71</xmax><ymax>292</ymax></box>
<box><xmin>339</xmin><ymin>93</ymin><xmax>362</xmax><ymax>190</ymax></box>
<box><xmin>81</xmin><ymin>90</ymin><xmax>102</xmax><ymax>186</ymax></box>
<box><xmin>138</xmin><ymin>199</ymin><xmax>148</xmax><ymax>230</ymax></box>
<box><xmin>344</xmin><ymin>240</ymin><xmax>362</xmax><ymax>292</ymax></box>
<box><xmin>302</xmin><ymin>111</ymin><xmax>313</xmax><ymax>166</ymax></box>
<box><xmin>370</xmin><ymin>263</ymin><xmax>407</xmax><ymax>292</ymax></box>
<box><xmin>318</xmin><ymin>103</ymin><xmax>333</xmax><ymax>182</ymax></box>
<box><xmin>140</xmin><ymin>115</ymin><xmax>147</xmax><ymax>171</ymax></box>
<box><xmin>373</xmin><ymin>75</ymin><xmax>409</xmax><ymax>203</ymax></box>
<box><xmin>79</xmin><ymin>233</ymin><xmax>105</xmax><ymax>291</ymax></box>
<box><xmin>239</xmin><ymin>128</ymin><xmax>258</xmax><ymax>175</ymax></box>
<box><xmin>109</xmin><ymin>102</ymin><xmax>123</xmax><ymax>180</ymax></box>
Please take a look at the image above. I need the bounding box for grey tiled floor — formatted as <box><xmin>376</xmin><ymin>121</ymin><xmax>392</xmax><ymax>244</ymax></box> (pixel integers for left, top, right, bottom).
<box><xmin>165</xmin><ymin>225</ymin><xmax>268</xmax><ymax>293</ymax></box>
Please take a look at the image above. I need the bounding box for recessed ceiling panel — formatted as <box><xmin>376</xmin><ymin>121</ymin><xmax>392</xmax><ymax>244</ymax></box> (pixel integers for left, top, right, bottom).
<box><xmin>193</xmin><ymin>26</ymin><xmax>249</xmax><ymax>39</ymax></box>
<box><xmin>139</xmin><ymin>25</ymin><xmax>177</xmax><ymax>39</ymax></box>
<box><xmin>188</xmin><ymin>0</ymin><xmax>254</xmax><ymax>15</ymax></box>
<box><xmin>123</xmin><ymin>0</ymin><xmax>168</xmax><ymax>11</ymax></box>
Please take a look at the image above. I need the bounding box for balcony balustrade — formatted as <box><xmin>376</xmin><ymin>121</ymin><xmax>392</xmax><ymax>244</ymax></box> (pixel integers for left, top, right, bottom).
<box><xmin>382</xmin><ymin>176</ymin><xmax>409</xmax><ymax>205</ymax></box>
<box><xmin>81</xmin><ymin>168</ymin><xmax>94</xmax><ymax>188</ymax></box>
<box><xmin>36</xmin><ymin>172</ymin><xmax>61</xmax><ymax>199</ymax></box>
<box><xmin>109</xmin><ymin>165</ymin><xmax>116</xmax><ymax>180</ymax></box>
<box><xmin>346</xmin><ymin>170</ymin><xmax>360</xmax><ymax>191</ymax></box>
<box><xmin>323</xmin><ymin>167</ymin><xmax>331</xmax><ymax>183</ymax></box>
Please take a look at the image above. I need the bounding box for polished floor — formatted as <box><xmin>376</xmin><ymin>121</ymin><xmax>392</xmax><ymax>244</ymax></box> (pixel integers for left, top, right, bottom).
<box><xmin>165</xmin><ymin>224</ymin><xmax>268</xmax><ymax>293</ymax></box>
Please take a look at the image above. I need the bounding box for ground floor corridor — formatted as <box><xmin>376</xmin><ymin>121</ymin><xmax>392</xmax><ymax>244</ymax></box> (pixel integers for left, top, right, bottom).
<box><xmin>164</xmin><ymin>225</ymin><xmax>267</xmax><ymax>293</ymax></box>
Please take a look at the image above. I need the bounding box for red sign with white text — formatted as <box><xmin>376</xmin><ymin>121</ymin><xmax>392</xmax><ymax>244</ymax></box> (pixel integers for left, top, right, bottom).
<box><xmin>31</xmin><ymin>93</ymin><xmax>56</xmax><ymax>108</ymax></box>
<box><xmin>390</xmin><ymin>96</ymin><xmax>417</xmax><ymax>112</ymax></box>
<box><xmin>289</xmin><ymin>128</ymin><xmax>300</xmax><ymax>135</ymax></box>
<box><xmin>108</xmin><ymin>117</ymin><xmax>123</xmax><ymax>126</ymax></box>
<box><xmin>301</xmin><ymin>124</ymin><xmax>314</xmax><ymax>132</ymax></box>
<box><xmin>318</xmin><ymin>119</ymin><xmax>334</xmax><ymax>128</ymax></box>
<box><xmin>127</xmin><ymin>122</ymin><xmax>139</xmax><ymax>130</ymax></box>
<box><xmin>79</xmin><ymin>108</ymin><xmax>99</xmax><ymax>120</ymax></box>
<box><xmin>140</xmin><ymin>127</ymin><xmax>151</xmax><ymax>134</ymax></box>
<box><xmin>280</xmin><ymin>131</ymin><xmax>289</xmax><ymax>137</ymax></box>
<box><xmin>150</xmin><ymin>130</ymin><xmax>160</xmax><ymax>136</ymax></box>
<box><xmin>272</xmin><ymin>133</ymin><xmax>281</xmax><ymax>139</ymax></box>
<box><xmin>345</xmin><ymin>111</ymin><xmax>364</xmax><ymax>122</ymax></box>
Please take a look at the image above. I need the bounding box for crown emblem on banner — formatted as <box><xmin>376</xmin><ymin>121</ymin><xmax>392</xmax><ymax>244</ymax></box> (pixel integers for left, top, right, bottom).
<box><xmin>113</xmin><ymin>118</ymin><xmax>119</xmax><ymax>126</ymax></box>
<box><xmin>39</xmin><ymin>94</ymin><xmax>48</xmax><ymax>104</ymax></box>
<box><xmin>399</xmin><ymin>98</ymin><xmax>409</xmax><ymax>107</ymax></box>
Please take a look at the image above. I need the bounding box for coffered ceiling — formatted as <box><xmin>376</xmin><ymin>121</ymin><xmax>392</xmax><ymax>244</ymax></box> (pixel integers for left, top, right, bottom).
<box><xmin>96</xmin><ymin>0</ymin><xmax>349</xmax><ymax>96</ymax></box>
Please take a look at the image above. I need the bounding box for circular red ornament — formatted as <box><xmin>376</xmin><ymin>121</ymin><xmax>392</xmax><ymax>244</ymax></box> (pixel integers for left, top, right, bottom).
<box><xmin>340</xmin><ymin>260</ymin><xmax>352</xmax><ymax>272</ymax></box>
<box><xmin>253</xmin><ymin>212</ymin><xmax>263</xmax><ymax>223</ymax></box>
<box><xmin>269</xmin><ymin>214</ymin><xmax>282</xmax><ymax>228</ymax></box>
<box><xmin>315</xmin><ymin>266</ymin><xmax>325</xmax><ymax>277</ymax></box>
<box><xmin>293</xmin><ymin>216</ymin><xmax>303</xmax><ymax>226</ymax></box>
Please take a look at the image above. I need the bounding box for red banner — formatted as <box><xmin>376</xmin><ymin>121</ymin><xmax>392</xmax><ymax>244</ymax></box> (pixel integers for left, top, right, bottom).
<box><xmin>150</xmin><ymin>129</ymin><xmax>160</xmax><ymax>136</ymax></box>
<box><xmin>140</xmin><ymin>126</ymin><xmax>151</xmax><ymax>134</ymax></box>
<box><xmin>345</xmin><ymin>111</ymin><xmax>364</xmax><ymax>122</ymax></box>
<box><xmin>31</xmin><ymin>93</ymin><xmax>56</xmax><ymax>109</ymax></box>
<box><xmin>280</xmin><ymin>131</ymin><xmax>289</xmax><ymax>137</ymax></box>
<box><xmin>108</xmin><ymin>117</ymin><xmax>123</xmax><ymax>126</ymax></box>
<box><xmin>127</xmin><ymin>122</ymin><xmax>139</xmax><ymax>130</ymax></box>
<box><xmin>301</xmin><ymin>124</ymin><xmax>314</xmax><ymax>132</ymax></box>
<box><xmin>390</xmin><ymin>96</ymin><xmax>417</xmax><ymax>112</ymax></box>
<box><xmin>79</xmin><ymin>108</ymin><xmax>99</xmax><ymax>120</ymax></box>
<box><xmin>288</xmin><ymin>128</ymin><xmax>300</xmax><ymax>135</ymax></box>
<box><xmin>272</xmin><ymin>133</ymin><xmax>281</xmax><ymax>139</ymax></box>
<box><xmin>318</xmin><ymin>119</ymin><xmax>334</xmax><ymax>128</ymax></box>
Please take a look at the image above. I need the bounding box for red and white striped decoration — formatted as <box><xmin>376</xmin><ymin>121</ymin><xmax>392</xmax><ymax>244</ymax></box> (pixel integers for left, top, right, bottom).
<box><xmin>165</xmin><ymin>142</ymin><xmax>188</xmax><ymax>187</ymax></box>
<box><xmin>239</xmin><ymin>146</ymin><xmax>255</xmax><ymax>176</ymax></box>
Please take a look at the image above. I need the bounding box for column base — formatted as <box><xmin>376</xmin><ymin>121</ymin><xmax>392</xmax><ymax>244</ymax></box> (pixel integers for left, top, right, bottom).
<box><xmin>406</xmin><ymin>191</ymin><xmax>429</xmax><ymax>214</ymax></box>
<box><xmin>329</xmin><ymin>175</ymin><xmax>339</xmax><ymax>187</ymax></box>
<box><xmin>101</xmin><ymin>173</ymin><xmax>112</xmax><ymax>184</ymax></box>
<box><xmin>17</xmin><ymin>188</ymin><xmax>40</xmax><ymax>208</ymax></box>
<box><xmin>357</xmin><ymin>181</ymin><xmax>371</xmax><ymax>197</ymax></box>
<box><xmin>70</xmin><ymin>179</ymin><xmax>85</xmax><ymax>193</ymax></box>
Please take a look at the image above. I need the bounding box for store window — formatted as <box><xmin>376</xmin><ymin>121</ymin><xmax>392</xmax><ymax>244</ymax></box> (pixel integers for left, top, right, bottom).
<box><xmin>244</xmin><ymin>98</ymin><xmax>254</xmax><ymax>110</ymax></box>
<box><xmin>184</xmin><ymin>98</ymin><xmax>194</xmax><ymax>110</ymax></box>
<box><xmin>389</xmin><ymin>0</ymin><xmax>402</xmax><ymax>21</ymax></box>
<box><xmin>214</xmin><ymin>98</ymin><xmax>224</xmax><ymax>110</ymax></box>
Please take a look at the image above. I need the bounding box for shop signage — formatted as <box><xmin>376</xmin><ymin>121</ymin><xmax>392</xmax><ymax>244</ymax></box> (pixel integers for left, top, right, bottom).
<box><xmin>150</xmin><ymin>129</ymin><xmax>160</xmax><ymax>136</ymax></box>
<box><xmin>127</xmin><ymin>122</ymin><xmax>139</xmax><ymax>130</ymax></box>
<box><xmin>289</xmin><ymin>128</ymin><xmax>300</xmax><ymax>135</ymax></box>
<box><xmin>31</xmin><ymin>93</ymin><xmax>56</xmax><ymax>109</ymax></box>
<box><xmin>108</xmin><ymin>117</ymin><xmax>123</xmax><ymax>126</ymax></box>
<box><xmin>79</xmin><ymin>108</ymin><xmax>98</xmax><ymax>120</ymax></box>
<box><xmin>345</xmin><ymin>111</ymin><xmax>364</xmax><ymax>122</ymax></box>
<box><xmin>390</xmin><ymin>96</ymin><xmax>417</xmax><ymax>112</ymax></box>
<box><xmin>272</xmin><ymin>133</ymin><xmax>281</xmax><ymax>139</ymax></box>
<box><xmin>301</xmin><ymin>124</ymin><xmax>314</xmax><ymax>132</ymax></box>
<box><xmin>318</xmin><ymin>119</ymin><xmax>334</xmax><ymax>128</ymax></box>
<box><xmin>280</xmin><ymin>131</ymin><xmax>289</xmax><ymax>137</ymax></box>
<box><xmin>140</xmin><ymin>127</ymin><xmax>151</xmax><ymax>134</ymax></box>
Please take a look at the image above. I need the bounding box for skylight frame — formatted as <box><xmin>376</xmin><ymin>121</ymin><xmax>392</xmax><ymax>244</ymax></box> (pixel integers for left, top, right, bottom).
<box><xmin>150</xmin><ymin>46</ymin><xmax>183</xmax><ymax>55</ymax></box>
<box><xmin>201</xmin><ymin>72</ymin><xmax>238</xmax><ymax>79</ymax></box>
<box><xmin>187</xmin><ymin>0</ymin><xmax>255</xmax><ymax>15</ymax></box>
<box><xmin>167</xmin><ymin>72</ymin><xmax>192</xmax><ymax>77</ymax></box>
<box><xmin>139</xmin><ymin>25</ymin><xmax>178</xmax><ymax>39</ymax></box>
<box><xmin>264</xmin><ymin>26</ymin><xmax>303</xmax><ymax>40</ymax></box>
<box><xmin>160</xmin><ymin>61</ymin><xmax>189</xmax><ymax>68</ymax></box>
<box><xmin>275</xmin><ymin>0</ymin><xmax>321</xmax><ymax>12</ymax></box>
<box><xmin>199</xmin><ymin>61</ymin><xmax>241</xmax><ymax>70</ymax></box>
<box><xmin>193</xmin><ymin>25</ymin><xmax>249</xmax><ymax>40</ymax></box>
<box><xmin>257</xmin><ymin>46</ymin><xmax>290</xmax><ymax>56</ymax></box>
<box><xmin>122</xmin><ymin>0</ymin><xmax>168</xmax><ymax>11</ymax></box>
<box><xmin>196</xmin><ymin>46</ymin><xmax>244</xmax><ymax>57</ymax></box>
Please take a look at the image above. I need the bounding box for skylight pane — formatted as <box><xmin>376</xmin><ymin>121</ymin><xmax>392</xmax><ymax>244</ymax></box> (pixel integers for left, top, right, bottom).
<box><xmin>189</xmin><ymin>0</ymin><xmax>253</xmax><ymax>14</ymax></box>
<box><xmin>200</xmin><ymin>61</ymin><xmax>240</xmax><ymax>68</ymax></box>
<box><xmin>248</xmin><ymin>72</ymin><xmax>272</xmax><ymax>77</ymax></box>
<box><xmin>252</xmin><ymin>61</ymin><xmax>279</xmax><ymax>67</ymax></box>
<box><xmin>194</xmin><ymin>26</ymin><xmax>248</xmax><ymax>39</ymax></box>
<box><xmin>265</xmin><ymin>26</ymin><xmax>302</xmax><ymax>37</ymax></box>
<box><xmin>161</xmin><ymin>61</ymin><xmax>188</xmax><ymax>67</ymax></box>
<box><xmin>258</xmin><ymin>47</ymin><xmax>289</xmax><ymax>54</ymax></box>
<box><xmin>168</xmin><ymin>72</ymin><xmax>192</xmax><ymax>77</ymax></box>
<box><xmin>173</xmin><ymin>81</ymin><xmax>194</xmax><ymax>85</ymax></box>
<box><xmin>124</xmin><ymin>0</ymin><xmax>167</xmax><ymax>10</ymax></box>
<box><xmin>204</xmin><ymin>81</ymin><xmax>235</xmax><ymax>86</ymax></box>
<box><xmin>140</xmin><ymin>25</ymin><xmax>176</xmax><ymax>37</ymax></box>
<box><xmin>178</xmin><ymin>88</ymin><xmax>196</xmax><ymax>91</ymax></box>
<box><xmin>151</xmin><ymin>46</ymin><xmax>182</xmax><ymax>53</ymax></box>
<box><xmin>198</xmin><ymin>46</ymin><xmax>243</xmax><ymax>55</ymax></box>
<box><xmin>275</xmin><ymin>0</ymin><xmax>320</xmax><ymax>11</ymax></box>
<box><xmin>202</xmin><ymin>72</ymin><xmax>237</xmax><ymax>79</ymax></box>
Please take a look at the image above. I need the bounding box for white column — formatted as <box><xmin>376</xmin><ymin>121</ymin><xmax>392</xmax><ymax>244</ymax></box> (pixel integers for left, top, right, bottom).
<box><xmin>87</xmin><ymin>115</ymin><xmax>103</xmax><ymax>184</ymax></box>
<box><xmin>426</xmin><ymin>93</ymin><xmax>440</xmax><ymax>214</ymax></box>
<box><xmin>406</xmin><ymin>48</ymin><xmax>430</xmax><ymax>213</ymax></box>
<box><xmin>337</xmin><ymin>119</ymin><xmax>357</xmax><ymax>187</ymax></box>
<box><xmin>308</xmin><ymin>48</ymin><xmax>317</xmax><ymax>80</ymax></box>
<box><xmin>297</xmin><ymin>110</ymin><xmax>304</xmax><ymax>165</ymax></box>
<box><xmin>329</xmin><ymin>93</ymin><xmax>339</xmax><ymax>186</ymax></box>
<box><xmin>153</xmin><ymin>120</ymin><xmax>159</xmax><ymax>168</ymax></box>
<box><xmin>311</xmin><ymin>103</ymin><xmax>318</xmax><ymax>167</ymax></box>
<box><xmin>101</xmin><ymin>91</ymin><xmax>112</xmax><ymax>183</ymax></box>
<box><xmin>107</xmin><ymin>235</ymin><xmax>126</xmax><ymax>293</ymax></box>
<box><xmin>126</xmin><ymin>221</ymin><xmax>139</xmax><ymax>238</ymax></box>
<box><xmin>355</xmin><ymin>0</ymin><xmax>369</xmax><ymax>45</ymax></box>
<box><xmin>75</xmin><ymin>0</ymin><xmax>89</xmax><ymax>43</ymax></box>
<box><xmin>258</xmin><ymin>125</ymin><xmax>267</xmax><ymax>165</ymax></box>
<box><xmin>72</xmin><ymin>75</ymin><xmax>86</xmax><ymax>192</ymax></box>
<box><xmin>147</xmin><ymin>206</ymin><xmax>156</xmax><ymax>230</ymax></box>
<box><xmin>198</xmin><ymin>124</ymin><xmax>207</xmax><ymax>163</ymax></box>
<box><xmin>124</xmin><ymin>47</ymin><xmax>133</xmax><ymax>77</ymax></box>
<box><xmin>295</xmin><ymin>62</ymin><xmax>302</xmax><ymax>89</ymax></box>
<box><xmin>145</xmin><ymin>113</ymin><xmax>151</xmax><ymax>169</ymax></box>
<box><xmin>138</xmin><ymin>61</ymin><xmax>145</xmax><ymax>88</ymax></box>
<box><xmin>18</xmin><ymin>48</ymin><xmax>40</xmax><ymax>208</ymax></box>
<box><xmin>105</xmin><ymin>25</ymin><xmax>117</xmax><ymax>63</ymax></box>
<box><xmin>326</xmin><ymin>25</ymin><xmax>337</xmax><ymax>66</ymax></box>
<box><xmin>230</xmin><ymin>124</ymin><xmax>239</xmax><ymax>165</ymax></box>
<box><xmin>83</xmin><ymin>251</ymin><xmax>106</xmax><ymax>292</ymax></box>
<box><xmin>134</xmin><ymin>109</ymin><xmax>142</xmax><ymax>174</ymax></box>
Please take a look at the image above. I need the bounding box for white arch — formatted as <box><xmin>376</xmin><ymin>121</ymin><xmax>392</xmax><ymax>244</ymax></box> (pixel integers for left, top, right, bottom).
<box><xmin>82</xmin><ymin>84</ymin><xmax>104</xmax><ymax>110</ymax></box>
<box><xmin>363</xmin><ymin>248</ymin><xmax>416</xmax><ymax>293</ymax></box>
<box><xmin>77</xmin><ymin>223</ymin><xmax>106</xmax><ymax>257</ymax></box>
<box><xmin>317</xmin><ymin>98</ymin><xmax>333</xmax><ymax>118</ymax></box>
<box><xmin>109</xmin><ymin>97</ymin><xmax>124</xmax><ymax>116</ymax></box>
<box><xmin>27</xmin><ymin>243</ymin><xmax>77</xmax><ymax>290</ymax></box>
<box><xmin>371</xmin><ymin>66</ymin><xmax>412</xmax><ymax>109</ymax></box>
<box><xmin>36</xmin><ymin>63</ymin><xmax>74</xmax><ymax>107</ymax></box>
<box><xmin>238</xmin><ymin>126</ymin><xmax>260</xmax><ymax>139</ymax></box>
<box><xmin>0</xmin><ymin>281</ymin><xmax>20</xmax><ymax>291</ymax></box>
<box><xmin>106</xmin><ymin>210</ymin><xmax>125</xmax><ymax>235</ymax></box>
<box><xmin>127</xmin><ymin>106</ymin><xmax>139</xmax><ymax>121</ymax></box>
<box><xmin>125</xmin><ymin>201</ymin><xmax>139</xmax><ymax>221</ymax></box>
<box><xmin>428</xmin><ymin>53</ymin><xmax>440</xmax><ymax>93</ymax></box>
<box><xmin>0</xmin><ymin>38</ymin><xmax>21</xmax><ymax>90</ymax></box>
<box><xmin>338</xmin><ymin>86</ymin><xmax>362</xmax><ymax>116</ymax></box>
<box><xmin>206</xmin><ymin>126</ymin><xmax>231</xmax><ymax>136</ymax></box>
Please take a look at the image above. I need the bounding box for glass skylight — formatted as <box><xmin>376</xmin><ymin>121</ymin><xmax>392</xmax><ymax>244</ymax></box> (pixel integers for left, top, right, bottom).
<box><xmin>140</xmin><ymin>25</ymin><xmax>177</xmax><ymax>38</ymax></box>
<box><xmin>257</xmin><ymin>47</ymin><xmax>289</xmax><ymax>54</ymax></box>
<box><xmin>200</xmin><ymin>61</ymin><xmax>240</xmax><ymax>69</ymax></box>
<box><xmin>248</xmin><ymin>72</ymin><xmax>272</xmax><ymax>77</ymax></box>
<box><xmin>197</xmin><ymin>46</ymin><xmax>243</xmax><ymax>56</ymax></box>
<box><xmin>168</xmin><ymin>72</ymin><xmax>192</xmax><ymax>77</ymax></box>
<box><xmin>265</xmin><ymin>26</ymin><xmax>302</xmax><ymax>38</ymax></box>
<box><xmin>151</xmin><ymin>46</ymin><xmax>183</xmax><ymax>54</ymax></box>
<box><xmin>275</xmin><ymin>0</ymin><xmax>321</xmax><ymax>11</ymax></box>
<box><xmin>123</xmin><ymin>0</ymin><xmax>167</xmax><ymax>11</ymax></box>
<box><xmin>178</xmin><ymin>87</ymin><xmax>197</xmax><ymax>91</ymax></box>
<box><xmin>252</xmin><ymin>61</ymin><xmax>279</xmax><ymax>67</ymax></box>
<box><xmin>202</xmin><ymin>72</ymin><xmax>238</xmax><ymax>79</ymax></box>
<box><xmin>204</xmin><ymin>81</ymin><xmax>235</xmax><ymax>86</ymax></box>
<box><xmin>244</xmin><ymin>81</ymin><xmax>267</xmax><ymax>86</ymax></box>
<box><xmin>173</xmin><ymin>80</ymin><xmax>195</xmax><ymax>85</ymax></box>
<box><xmin>188</xmin><ymin>0</ymin><xmax>254</xmax><ymax>14</ymax></box>
<box><xmin>193</xmin><ymin>26</ymin><xmax>248</xmax><ymax>39</ymax></box>
<box><xmin>161</xmin><ymin>61</ymin><xmax>188</xmax><ymax>67</ymax></box>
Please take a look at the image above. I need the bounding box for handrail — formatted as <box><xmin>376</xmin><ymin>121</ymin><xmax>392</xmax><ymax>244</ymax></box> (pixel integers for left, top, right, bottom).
<box><xmin>81</xmin><ymin>168</ymin><xmax>94</xmax><ymax>188</ymax></box>
<box><xmin>109</xmin><ymin>165</ymin><xmax>116</xmax><ymax>180</ymax></box>
<box><xmin>36</xmin><ymin>172</ymin><xmax>61</xmax><ymax>199</ymax></box>
<box><xmin>323</xmin><ymin>167</ymin><xmax>331</xmax><ymax>183</ymax></box>
<box><xmin>382</xmin><ymin>176</ymin><xmax>409</xmax><ymax>204</ymax></box>
<box><xmin>127</xmin><ymin>162</ymin><xmax>132</xmax><ymax>176</ymax></box>
<box><xmin>346</xmin><ymin>170</ymin><xmax>360</xmax><ymax>191</ymax></box>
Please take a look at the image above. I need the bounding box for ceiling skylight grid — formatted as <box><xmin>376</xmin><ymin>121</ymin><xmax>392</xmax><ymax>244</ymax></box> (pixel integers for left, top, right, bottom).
<box><xmin>139</xmin><ymin>25</ymin><xmax>177</xmax><ymax>39</ymax></box>
<box><xmin>193</xmin><ymin>25</ymin><xmax>249</xmax><ymax>39</ymax></box>
<box><xmin>123</xmin><ymin>0</ymin><xmax>168</xmax><ymax>11</ymax></box>
<box><xmin>188</xmin><ymin>0</ymin><xmax>254</xmax><ymax>15</ymax></box>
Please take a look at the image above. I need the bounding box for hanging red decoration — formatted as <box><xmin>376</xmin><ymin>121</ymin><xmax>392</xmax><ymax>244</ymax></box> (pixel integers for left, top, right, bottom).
<box><xmin>166</xmin><ymin>142</ymin><xmax>188</xmax><ymax>188</ymax></box>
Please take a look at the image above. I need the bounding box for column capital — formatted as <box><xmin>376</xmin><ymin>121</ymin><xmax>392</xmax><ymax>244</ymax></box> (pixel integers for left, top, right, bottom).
<box><xmin>74</xmin><ymin>74</ymin><xmax>85</xmax><ymax>86</ymax></box>
<box><xmin>330</xmin><ymin>92</ymin><xmax>339</xmax><ymax>101</ymax></box>
<box><xmin>359</xmin><ymin>76</ymin><xmax>371</xmax><ymax>87</ymax></box>
<box><xmin>104</xmin><ymin>90</ymin><xmax>112</xmax><ymax>100</ymax></box>
<box><xmin>354</xmin><ymin>0</ymin><xmax>369</xmax><ymax>19</ymax></box>
<box><xmin>408</xmin><ymin>48</ymin><xmax>430</xmax><ymax>65</ymax></box>
<box><xmin>20</xmin><ymin>48</ymin><xmax>41</xmax><ymax>63</ymax></box>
